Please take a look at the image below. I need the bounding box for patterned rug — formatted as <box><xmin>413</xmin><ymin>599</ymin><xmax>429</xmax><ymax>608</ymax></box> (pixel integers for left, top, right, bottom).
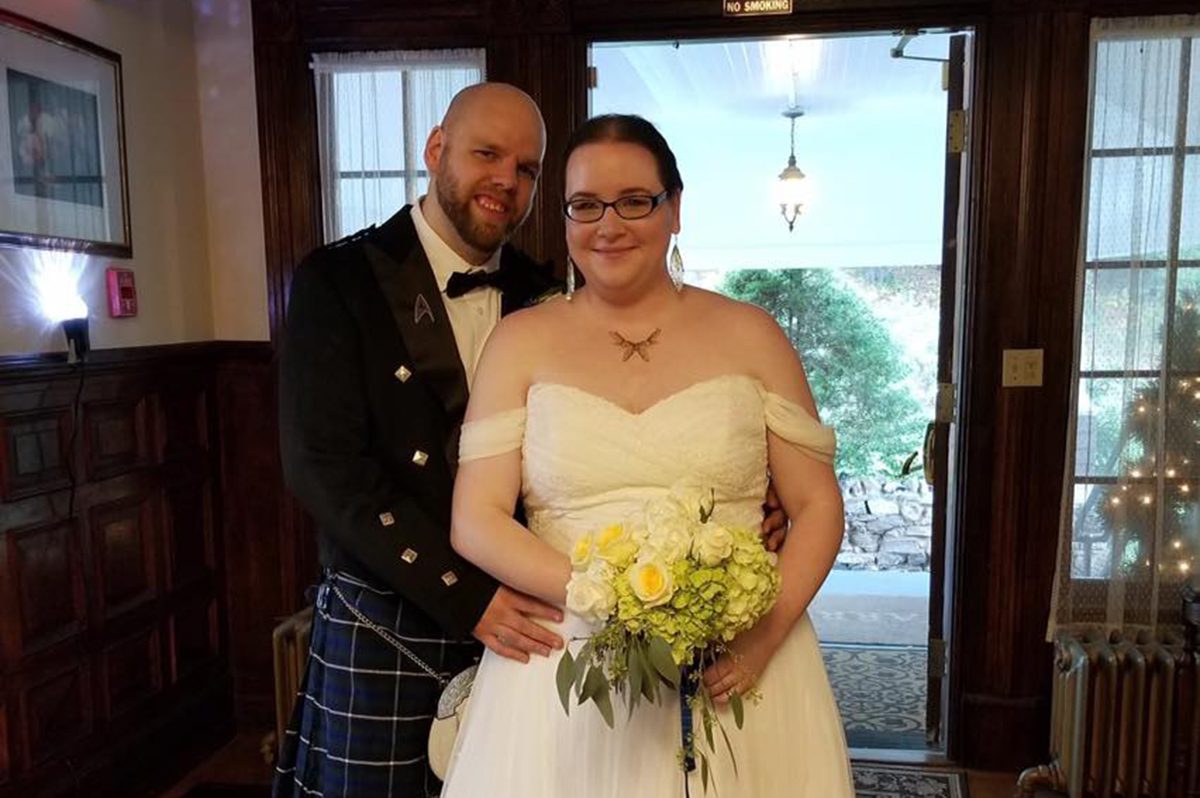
<box><xmin>822</xmin><ymin>644</ymin><xmax>928</xmax><ymax>749</ymax></box>
<box><xmin>852</xmin><ymin>764</ymin><xmax>969</xmax><ymax>798</ymax></box>
<box><xmin>185</xmin><ymin>765</ymin><xmax>969</xmax><ymax>797</ymax></box>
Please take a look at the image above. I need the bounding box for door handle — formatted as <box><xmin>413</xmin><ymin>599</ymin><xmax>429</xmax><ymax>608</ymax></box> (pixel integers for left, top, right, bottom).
<box><xmin>923</xmin><ymin>421</ymin><xmax>936</xmax><ymax>486</ymax></box>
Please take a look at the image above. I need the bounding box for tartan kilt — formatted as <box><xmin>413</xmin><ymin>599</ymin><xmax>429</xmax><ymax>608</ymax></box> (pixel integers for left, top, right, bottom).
<box><xmin>273</xmin><ymin>571</ymin><xmax>482</xmax><ymax>798</ymax></box>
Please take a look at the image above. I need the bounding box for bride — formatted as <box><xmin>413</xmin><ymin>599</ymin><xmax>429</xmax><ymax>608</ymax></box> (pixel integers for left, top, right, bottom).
<box><xmin>441</xmin><ymin>114</ymin><xmax>853</xmax><ymax>796</ymax></box>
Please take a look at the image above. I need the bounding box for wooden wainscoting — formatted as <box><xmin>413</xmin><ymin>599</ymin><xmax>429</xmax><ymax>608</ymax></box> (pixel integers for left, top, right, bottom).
<box><xmin>0</xmin><ymin>341</ymin><xmax>302</xmax><ymax>798</ymax></box>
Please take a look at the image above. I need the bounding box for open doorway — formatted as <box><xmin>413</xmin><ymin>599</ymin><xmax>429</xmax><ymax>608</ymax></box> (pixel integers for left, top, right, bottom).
<box><xmin>589</xmin><ymin>28</ymin><xmax>971</xmax><ymax>752</ymax></box>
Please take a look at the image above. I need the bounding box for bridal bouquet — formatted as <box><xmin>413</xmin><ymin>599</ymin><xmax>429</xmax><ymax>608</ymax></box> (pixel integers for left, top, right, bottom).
<box><xmin>557</xmin><ymin>485</ymin><xmax>781</xmax><ymax>787</ymax></box>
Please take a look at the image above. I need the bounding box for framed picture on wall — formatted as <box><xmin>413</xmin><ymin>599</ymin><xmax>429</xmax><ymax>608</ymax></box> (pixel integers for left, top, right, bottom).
<box><xmin>0</xmin><ymin>10</ymin><xmax>131</xmax><ymax>257</ymax></box>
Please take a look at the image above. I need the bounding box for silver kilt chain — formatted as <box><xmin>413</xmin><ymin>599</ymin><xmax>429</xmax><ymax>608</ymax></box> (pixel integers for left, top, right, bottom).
<box><xmin>329</xmin><ymin>582</ymin><xmax>450</xmax><ymax>689</ymax></box>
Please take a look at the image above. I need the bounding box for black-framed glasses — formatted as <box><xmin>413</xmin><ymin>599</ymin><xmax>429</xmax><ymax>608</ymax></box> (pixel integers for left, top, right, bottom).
<box><xmin>563</xmin><ymin>190</ymin><xmax>670</xmax><ymax>223</ymax></box>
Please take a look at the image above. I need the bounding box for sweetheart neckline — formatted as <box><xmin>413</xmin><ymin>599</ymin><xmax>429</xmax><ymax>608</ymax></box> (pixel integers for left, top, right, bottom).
<box><xmin>527</xmin><ymin>373</ymin><xmax>762</xmax><ymax>418</ymax></box>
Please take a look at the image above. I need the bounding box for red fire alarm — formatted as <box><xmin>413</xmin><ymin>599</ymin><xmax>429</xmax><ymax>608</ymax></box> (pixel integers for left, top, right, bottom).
<box><xmin>106</xmin><ymin>266</ymin><xmax>137</xmax><ymax>317</ymax></box>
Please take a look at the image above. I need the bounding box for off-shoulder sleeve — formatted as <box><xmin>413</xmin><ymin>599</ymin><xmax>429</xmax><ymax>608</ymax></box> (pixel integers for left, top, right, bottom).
<box><xmin>763</xmin><ymin>391</ymin><xmax>837</xmax><ymax>465</ymax></box>
<box><xmin>459</xmin><ymin>407</ymin><xmax>527</xmax><ymax>463</ymax></box>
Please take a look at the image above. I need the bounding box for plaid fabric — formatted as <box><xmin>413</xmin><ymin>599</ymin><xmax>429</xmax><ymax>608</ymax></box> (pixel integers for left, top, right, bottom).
<box><xmin>273</xmin><ymin>571</ymin><xmax>481</xmax><ymax>798</ymax></box>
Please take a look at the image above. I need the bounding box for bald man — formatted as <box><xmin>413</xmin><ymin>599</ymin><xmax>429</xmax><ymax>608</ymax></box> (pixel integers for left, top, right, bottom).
<box><xmin>274</xmin><ymin>83</ymin><xmax>565</xmax><ymax>798</ymax></box>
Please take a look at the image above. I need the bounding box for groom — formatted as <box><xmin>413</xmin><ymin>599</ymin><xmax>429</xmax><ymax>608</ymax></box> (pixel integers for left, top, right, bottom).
<box><xmin>274</xmin><ymin>83</ymin><xmax>566</xmax><ymax>798</ymax></box>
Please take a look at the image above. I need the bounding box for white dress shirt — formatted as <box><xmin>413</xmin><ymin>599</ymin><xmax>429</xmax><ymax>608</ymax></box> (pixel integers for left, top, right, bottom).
<box><xmin>410</xmin><ymin>198</ymin><xmax>503</xmax><ymax>387</ymax></box>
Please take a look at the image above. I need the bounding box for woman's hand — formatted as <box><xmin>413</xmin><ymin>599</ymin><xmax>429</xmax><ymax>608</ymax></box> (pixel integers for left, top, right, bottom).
<box><xmin>701</xmin><ymin>619</ymin><xmax>785</xmax><ymax>704</ymax></box>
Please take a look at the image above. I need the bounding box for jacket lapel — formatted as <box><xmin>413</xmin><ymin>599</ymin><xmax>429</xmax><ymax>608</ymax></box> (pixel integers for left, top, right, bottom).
<box><xmin>365</xmin><ymin>209</ymin><xmax>470</xmax><ymax>435</ymax></box>
<box><xmin>499</xmin><ymin>247</ymin><xmax>562</xmax><ymax>316</ymax></box>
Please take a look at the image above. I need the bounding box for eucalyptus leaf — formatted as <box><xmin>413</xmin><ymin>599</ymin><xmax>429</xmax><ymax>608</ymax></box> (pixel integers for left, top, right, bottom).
<box><xmin>646</xmin><ymin>636</ymin><xmax>680</xmax><ymax>688</ymax></box>
<box><xmin>730</xmin><ymin>691</ymin><xmax>744</xmax><ymax>729</ymax></box>
<box><xmin>581</xmin><ymin>665</ymin><xmax>608</xmax><ymax>704</ymax></box>
<box><xmin>640</xmin><ymin>651</ymin><xmax>660</xmax><ymax>702</ymax></box>
<box><xmin>574</xmin><ymin>641</ymin><xmax>592</xmax><ymax>696</ymax></box>
<box><xmin>594</xmin><ymin>678</ymin><xmax>615</xmax><ymax>728</ymax></box>
<box><xmin>701</xmin><ymin>753</ymin><xmax>710</xmax><ymax>793</ymax></box>
<box><xmin>702</xmin><ymin>711</ymin><xmax>714</xmax><ymax>751</ymax></box>
<box><xmin>555</xmin><ymin>647</ymin><xmax>575</xmax><ymax>715</ymax></box>
<box><xmin>627</xmin><ymin>647</ymin><xmax>644</xmax><ymax>716</ymax></box>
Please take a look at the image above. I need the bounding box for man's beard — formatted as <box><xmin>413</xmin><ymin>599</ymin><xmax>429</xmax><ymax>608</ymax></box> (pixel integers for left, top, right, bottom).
<box><xmin>436</xmin><ymin>169</ymin><xmax>522</xmax><ymax>255</ymax></box>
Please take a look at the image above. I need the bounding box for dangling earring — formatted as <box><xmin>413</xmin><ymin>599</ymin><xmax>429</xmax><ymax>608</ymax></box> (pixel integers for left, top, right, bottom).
<box><xmin>668</xmin><ymin>238</ymin><xmax>685</xmax><ymax>292</ymax></box>
<box><xmin>566</xmin><ymin>256</ymin><xmax>576</xmax><ymax>301</ymax></box>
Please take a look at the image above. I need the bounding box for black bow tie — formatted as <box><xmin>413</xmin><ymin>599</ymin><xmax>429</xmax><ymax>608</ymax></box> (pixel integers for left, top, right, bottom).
<box><xmin>445</xmin><ymin>267</ymin><xmax>509</xmax><ymax>298</ymax></box>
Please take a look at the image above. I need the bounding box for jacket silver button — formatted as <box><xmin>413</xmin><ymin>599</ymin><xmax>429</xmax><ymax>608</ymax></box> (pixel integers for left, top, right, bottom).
<box><xmin>401</xmin><ymin>548</ymin><xmax>418</xmax><ymax>563</ymax></box>
<box><xmin>412</xmin><ymin>450</ymin><xmax>428</xmax><ymax>466</ymax></box>
<box><xmin>441</xmin><ymin>571</ymin><xmax>458</xmax><ymax>587</ymax></box>
<box><xmin>379</xmin><ymin>512</ymin><xmax>395</xmax><ymax>527</ymax></box>
<box><xmin>395</xmin><ymin>365</ymin><xmax>412</xmax><ymax>382</ymax></box>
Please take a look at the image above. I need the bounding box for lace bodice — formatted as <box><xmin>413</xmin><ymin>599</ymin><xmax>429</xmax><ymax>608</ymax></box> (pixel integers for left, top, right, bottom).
<box><xmin>460</xmin><ymin>374</ymin><xmax>835</xmax><ymax>555</ymax></box>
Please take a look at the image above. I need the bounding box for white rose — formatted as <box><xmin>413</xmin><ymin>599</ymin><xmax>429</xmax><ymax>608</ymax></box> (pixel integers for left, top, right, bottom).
<box><xmin>643</xmin><ymin>500</ymin><xmax>694</xmax><ymax>563</ymax></box>
<box><xmin>691</xmin><ymin>522</ymin><xmax>735</xmax><ymax>566</ymax></box>
<box><xmin>565</xmin><ymin>566</ymin><xmax>616</xmax><ymax>622</ymax></box>
<box><xmin>628</xmin><ymin>558</ymin><xmax>675</xmax><ymax>608</ymax></box>
<box><xmin>667</xmin><ymin>484</ymin><xmax>714</xmax><ymax>521</ymax></box>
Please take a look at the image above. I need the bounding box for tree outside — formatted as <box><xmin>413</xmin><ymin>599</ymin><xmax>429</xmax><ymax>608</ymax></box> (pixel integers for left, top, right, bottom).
<box><xmin>721</xmin><ymin>268</ymin><xmax>927</xmax><ymax>479</ymax></box>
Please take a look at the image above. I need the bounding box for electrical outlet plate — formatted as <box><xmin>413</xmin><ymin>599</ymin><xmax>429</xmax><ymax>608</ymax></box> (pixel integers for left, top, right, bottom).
<box><xmin>1002</xmin><ymin>348</ymin><xmax>1043</xmax><ymax>387</ymax></box>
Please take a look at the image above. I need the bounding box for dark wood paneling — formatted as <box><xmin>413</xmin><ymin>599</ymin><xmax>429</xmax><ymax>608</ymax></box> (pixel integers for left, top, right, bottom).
<box><xmin>215</xmin><ymin>353</ymin><xmax>313</xmax><ymax>727</ymax></box>
<box><xmin>0</xmin><ymin>410</ymin><xmax>71</xmax><ymax>501</ymax></box>
<box><xmin>163</xmin><ymin>480</ymin><xmax>213</xmax><ymax>590</ymax></box>
<box><xmin>101</xmin><ymin>629</ymin><xmax>162</xmax><ymax>720</ymax></box>
<box><xmin>90</xmin><ymin>494</ymin><xmax>157</xmax><ymax>619</ymax></box>
<box><xmin>949</xmin><ymin>7</ymin><xmax>1090</xmax><ymax>769</ymax></box>
<box><xmin>7</xmin><ymin>522</ymin><xmax>85</xmax><ymax>657</ymax></box>
<box><xmin>0</xmin><ymin>702</ymin><xmax>9</xmax><ymax>785</ymax></box>
<box><xmin>170</xmin><ymin>599</ymin><xmax>219</xmax><ymax>684</ymax></box>
<box><xmin>158</xmin><ymin>386</ymin><xmax>209</xmax><ymax>463</ymax></box>
<box><xmin>0</xmin><ymin>343</ymin><xmax>246</xmax><ymax>798</ymax></box>
<box><xmin>19</xmin><ymin>664</ymin><xmax>92</xmax><ymax>768</ymax></box>
<box><xmin>83</xmin><ymin>397</ymin><xmax>152</xmax><ymax>481</ymax></box>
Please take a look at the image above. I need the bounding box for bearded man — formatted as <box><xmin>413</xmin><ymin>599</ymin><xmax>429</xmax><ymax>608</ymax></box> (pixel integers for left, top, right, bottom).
<box><xmin>274</xmin><ymin>83</ymin><xmax>565</xmax><ymax>798</ymax></box>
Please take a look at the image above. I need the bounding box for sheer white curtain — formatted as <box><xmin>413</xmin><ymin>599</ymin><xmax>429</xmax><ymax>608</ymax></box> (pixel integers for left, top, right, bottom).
<box><xmin>311</xmin><ymin>49</ymin><xmax>485</xmax><ymax>242</ymax></box>
<box><xmin>1051</xmin><ymin>15</ymin><xmax>1200</xmax><ymax>637</ymax></box>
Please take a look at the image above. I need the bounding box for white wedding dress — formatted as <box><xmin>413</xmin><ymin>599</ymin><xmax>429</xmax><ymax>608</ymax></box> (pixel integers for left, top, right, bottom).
<box><xmin>441</xmin><ymin>374</ymin><xmax>853</xmax><ymax>797</ymax></box>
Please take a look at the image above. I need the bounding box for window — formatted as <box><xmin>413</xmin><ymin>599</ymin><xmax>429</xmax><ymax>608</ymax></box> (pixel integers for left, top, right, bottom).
<box><xmin>311</xmin><ymin>49</ymin><xmax>485</xmax><ymax>242</ymax></box>
<box><xmin>1055</xmin><ymin>16</ymin><xmax>1200</xmax><ymax>632</ymax></box>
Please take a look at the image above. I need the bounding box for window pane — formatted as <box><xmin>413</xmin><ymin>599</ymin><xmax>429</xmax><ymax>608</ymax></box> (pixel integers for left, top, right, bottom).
<box><xmin>1188</xmin><ymin>40</ymin><xmax>1200</xmax><ymax>146</ymax></box>
<box><xmin>1086</xmin><ymin>156</ymin><xmax>1176</xmax><ymax>261</ymax></box>
<box><xmin>1092</xmin><ymin>38</ymin><xmax>1181</xmax><ymax>151</ymax></box>
<box><xmin>1182</xmin><ymin>155</ymin><xmax>1200</xmax><ymax>258</ymax></box>
<box><xmin>334</xmin><ymin>72</ymin><xmax>406</xmax><ymax>172</ymax></box>
<box><xmin>1070</xmin><ymin>483</ymin><xmax>1116</xmax><ymax>578</ymax></box>
<box><xmin>1079</xmin><ymin>267</ymin><xmax>1166</xmax><ymax>372</ymax></box>
<box><xmin>1076</xmin><ymin>377</ymin><xmax>1160</xmax><ymax>478</ymax></box>
<box><xmin>408</xmin><ymin>68</ymin><xmax>482</xmax><ymax>152</ymax></box>
<box><xmin>336</xmin><ymin>177</ymin><xmax>408</xmax><ymax>238</ymax></box>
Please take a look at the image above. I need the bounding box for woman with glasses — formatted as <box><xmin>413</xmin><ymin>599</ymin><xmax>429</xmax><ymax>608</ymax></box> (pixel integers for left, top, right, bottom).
<box><xmin>441</xmin><ymin>114</ymin><xmax>852</xmax><ymax>797</ymax></box>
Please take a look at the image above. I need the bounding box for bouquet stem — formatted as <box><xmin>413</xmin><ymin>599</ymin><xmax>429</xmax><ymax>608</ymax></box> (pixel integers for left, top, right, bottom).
<box><xmin>680</xmin><ymin>662</ymin><xmax>698</xmax><ymax>775</ymax></box>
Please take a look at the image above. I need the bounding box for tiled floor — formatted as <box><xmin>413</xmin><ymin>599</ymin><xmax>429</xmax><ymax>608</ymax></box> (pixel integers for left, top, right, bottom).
<box><xmin>159</xmin><ymin>731</ymin><xmax>1023</xmax><ymax>798</ymax></box>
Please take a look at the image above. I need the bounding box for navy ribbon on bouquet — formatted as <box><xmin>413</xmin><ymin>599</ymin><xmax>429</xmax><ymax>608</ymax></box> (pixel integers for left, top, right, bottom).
<box><xmin>680</xmin><ymin>661</ymin><xmax>699</xmax><ymax>797</ymax></box>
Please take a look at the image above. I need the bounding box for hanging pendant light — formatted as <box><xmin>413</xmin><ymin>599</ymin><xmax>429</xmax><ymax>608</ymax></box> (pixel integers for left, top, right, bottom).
<box><xmin>777</xmin><ymin>106</ymin><xmax>807</xmax><ymax>232</ymax></box>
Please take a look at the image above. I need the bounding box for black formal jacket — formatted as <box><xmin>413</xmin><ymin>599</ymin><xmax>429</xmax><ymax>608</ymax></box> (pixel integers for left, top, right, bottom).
<box><xmin>279</xmin><ymin>206</ymin><xmax>560</xmax><ymax>637</ymax></box>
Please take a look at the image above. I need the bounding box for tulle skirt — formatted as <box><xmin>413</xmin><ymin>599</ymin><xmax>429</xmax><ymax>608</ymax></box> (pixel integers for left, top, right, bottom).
<box><xmin>441</xmin><ymin>611</ymin><xmax>853</xmax><ymax>797</ymax></box>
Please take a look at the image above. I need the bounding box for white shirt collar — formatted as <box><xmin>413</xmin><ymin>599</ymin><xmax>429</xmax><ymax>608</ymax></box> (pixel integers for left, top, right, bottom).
<box><xmin>411</xmin><ymin>197</ymin><xmax>502</xmax><ymax>294</ymax></box>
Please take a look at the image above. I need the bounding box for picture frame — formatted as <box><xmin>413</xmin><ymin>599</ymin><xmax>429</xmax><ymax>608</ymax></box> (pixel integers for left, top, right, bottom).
<box><xmin>0</xmin><ymin>10</ymin><xmax>131</xmax><ymax>257</ymax></box>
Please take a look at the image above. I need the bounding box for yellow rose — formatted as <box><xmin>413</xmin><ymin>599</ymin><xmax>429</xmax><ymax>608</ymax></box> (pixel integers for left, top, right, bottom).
<box><xmin>571</xmin><ymin>534</ymin><xmax>595</xmax><ymax>568</ymax></box>
<box><xmin>595</xmin><ymin>524</ymin><xmax>638</xmax><ymax>565</ymax></box>
<box><xmin>629</xmin><ymin>559</ymin><xmax>675</xmax><ymax>608</ymax></box>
